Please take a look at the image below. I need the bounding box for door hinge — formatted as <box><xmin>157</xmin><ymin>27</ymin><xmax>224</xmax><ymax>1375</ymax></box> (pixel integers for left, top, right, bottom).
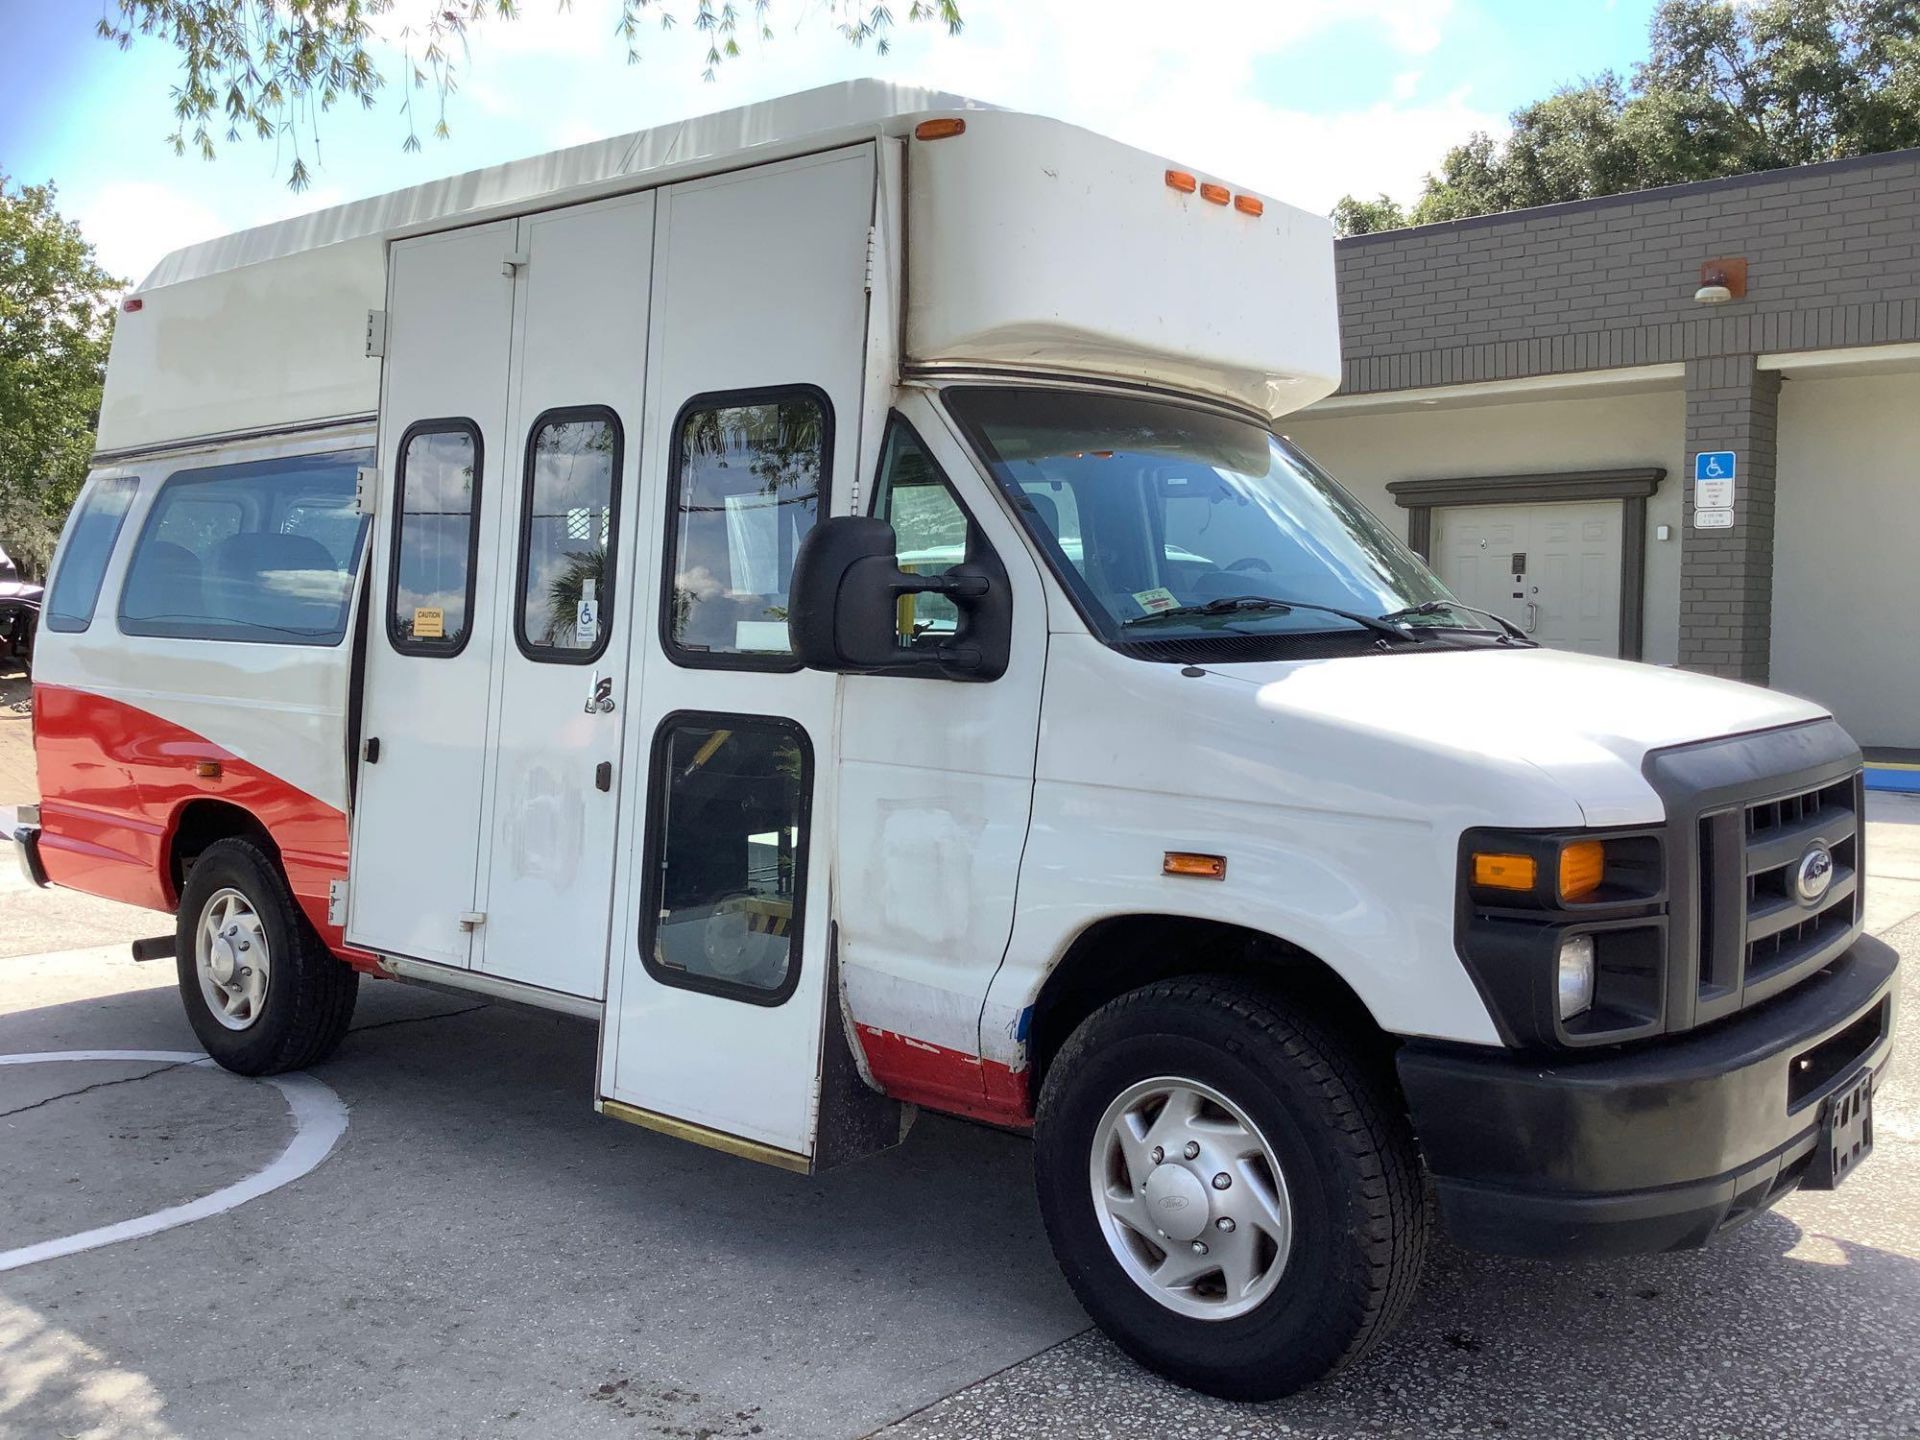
<box><xmin>365</xmin><ymin>309</ymin><xmax>388</xmax><ymax>358</ymax></box>
<box><xmin>328</xmin><ymin>880</ymin><xmax>348</xmax><ymax>927</ymax></box>
<box><xmin>459</xmin><ymin>911</ymin><xmax>487</xmax><ymax>931</ymax></box>
<box><xmin>355</xmin><ymin>466</ymin><xmax>379</xmax><ymax>516</ymax></box>
<box><xmin>502</xmin><ymin>251</ymin><xmax>530</xmax><ymax>277</ymax></box>
<box><xmin>863</xmin><ymin>224</ymin><xmax>878</xmax><ymax>294</ymax></box>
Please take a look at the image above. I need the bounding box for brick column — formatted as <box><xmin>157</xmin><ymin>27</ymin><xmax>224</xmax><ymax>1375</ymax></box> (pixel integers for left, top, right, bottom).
<box><xmin>1679</xmin><ymin>355</ymin><xmax>1780</xmax><ymax>683</ymax></box>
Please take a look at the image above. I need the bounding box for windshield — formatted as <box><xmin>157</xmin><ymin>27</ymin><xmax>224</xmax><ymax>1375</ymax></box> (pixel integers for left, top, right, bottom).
<box><xmin>946</xmin><ymin>387</ymin><xmax>1476</xmax><ymax>655</ymax></box>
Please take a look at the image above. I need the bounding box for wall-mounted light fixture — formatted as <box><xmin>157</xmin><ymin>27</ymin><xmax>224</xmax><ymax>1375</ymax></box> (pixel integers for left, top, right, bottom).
<box><xmin>1695</xmin><ymin>257</ymin><xmax>1748</xmax><ymax>304</ymax></box>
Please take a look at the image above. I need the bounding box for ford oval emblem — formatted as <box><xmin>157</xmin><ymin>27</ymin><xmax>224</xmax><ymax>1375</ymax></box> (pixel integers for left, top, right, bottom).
<box><xmin>1157</xmin><ymin>1195</ymin><xmax>1192</xmax><ymax>1213</ymax></box>
<box><xmin>1795</xmin><ymin>844</ymin><xmax>1835</xmax><ymax>905</ymax></box>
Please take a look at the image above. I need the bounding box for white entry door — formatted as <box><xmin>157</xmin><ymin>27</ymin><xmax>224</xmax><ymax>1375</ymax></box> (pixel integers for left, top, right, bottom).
<box><xmin>1432</xmin><ymin>500</ymin><xmax>1623</xmax><ymax>657</ymax></box>
<box><xmin>348</xmin><ymin>220</ymin><xmax>517</xmax><ymax>967</ymax></box>
<box><xmin>473</xmin><ymin>192</ymin><xmax>655</xmax><ymax>1000</ymax></box>
<box><xmin>600</xmin><ymin>147</ymin><xmax>875</xmax><ymax>1168</ymax></box>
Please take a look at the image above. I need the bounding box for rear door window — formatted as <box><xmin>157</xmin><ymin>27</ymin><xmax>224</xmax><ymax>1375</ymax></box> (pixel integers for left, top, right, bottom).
<box><xmin>662</xmin><ymin>388</ymin><xmax>829</xmax><ymax>669</ymax></box>
<box><xmin>388</xmin><ymin>423</ymin><xmax>481</xmax><ymax>654</ymax></box>
<box><xmin>45</xmin><ymin>476</ymin><xmax>139</xmax><ymax>633</ymax></box>
<box><xmin>119</xmin><ymin>448</ymin><xmax>372</xmax><ymax>645</ymax></box>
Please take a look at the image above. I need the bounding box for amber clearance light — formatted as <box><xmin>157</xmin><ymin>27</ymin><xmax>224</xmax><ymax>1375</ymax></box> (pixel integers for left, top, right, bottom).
<box><xmin>1472</xmin><ymin>852</ymin><xmax>1537</xmax><ymax>892</ymax></box>
<box><xmin>1164</xmin><ymin>851</ymin><xmax>1227</xmax><ymax>881</ymax></box>
<box><xmin>914</xmin><ymin>118</ymin><xmax>967</xmax><ymax>141</ymax></box>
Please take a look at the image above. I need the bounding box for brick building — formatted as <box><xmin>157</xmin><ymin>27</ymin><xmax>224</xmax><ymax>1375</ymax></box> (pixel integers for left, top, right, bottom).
<box><xmin>1285</xmin><ymin>146</ymin><xmax>1920</xmax><ymax>773</ymax></box>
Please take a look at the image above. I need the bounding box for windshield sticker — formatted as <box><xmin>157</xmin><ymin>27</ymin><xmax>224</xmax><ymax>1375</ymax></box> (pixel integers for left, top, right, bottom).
<box><xmin>411</xmin><ymin>606</ymin><xmax>445</xmax><ymax>639</ymax></box>
<box><xmin>1133</xmin><ymin>587</ymin><xmax>1180</xmax><ymax>615</ymax></box>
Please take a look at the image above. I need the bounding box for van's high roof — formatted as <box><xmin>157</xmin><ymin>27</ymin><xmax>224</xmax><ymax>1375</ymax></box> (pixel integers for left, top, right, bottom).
<box><xmin>101</xmin><ymin>81</ymin><xmax>1340</xmax><ymax>456</ymax></box>
<box><xmin>141</xmin><ymin>81</ymin><xmax>985</xmax><ymax>290</ymax></box>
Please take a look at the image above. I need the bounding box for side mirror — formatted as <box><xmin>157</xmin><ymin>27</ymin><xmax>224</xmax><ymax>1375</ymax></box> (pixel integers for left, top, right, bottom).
<box><xmin>789</xmin><ymin>516</ymin><xmax>1010</xmax><ymax>681</ymax></box>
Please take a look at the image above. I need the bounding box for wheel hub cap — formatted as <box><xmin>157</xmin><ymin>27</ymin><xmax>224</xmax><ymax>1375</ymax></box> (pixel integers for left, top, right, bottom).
<box><xmin>1142</xmin><ymin>1163</ymin><xmax>1210</xmax><ymax>1243</ymax></box>
<box><xmin>194</xmin><ymin>888</ymin><xmax>271</xmax><ymax>1032</ymax></box>
<box><xmin>1088</xmin><ymin>1075</ymin><xmax>1294</xmax><ymax>1322</ymax></box>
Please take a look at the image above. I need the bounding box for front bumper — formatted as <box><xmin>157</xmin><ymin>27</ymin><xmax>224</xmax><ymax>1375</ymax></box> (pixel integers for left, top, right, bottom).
<box><xmin>1398</xmin><ymin>934</ymin><xmax>1898</xmax><ymax>1258</ymax></box>
<box><xmin>10</xmin><ymin>806</ymin><xmax>48</xmax><ymax>888</ymax></box>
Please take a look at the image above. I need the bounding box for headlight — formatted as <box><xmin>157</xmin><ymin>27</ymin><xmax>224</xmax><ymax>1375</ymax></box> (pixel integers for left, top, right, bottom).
<box><xmin>1556</xmin><ymin>934</ymin><xmax>1596</xmax><ymax>1020</ymax></box>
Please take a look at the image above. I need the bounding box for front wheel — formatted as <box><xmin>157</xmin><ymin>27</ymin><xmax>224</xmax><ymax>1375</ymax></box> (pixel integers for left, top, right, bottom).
<box><xmin>1034</xmin><ymin>978</ymin><xmax>1428</xmax><ymax>1400</ymax></box>
<box><xmin>174</xmin><ymin>837</ymin><xmax>358</xmax><ymax>1075</ymax></box>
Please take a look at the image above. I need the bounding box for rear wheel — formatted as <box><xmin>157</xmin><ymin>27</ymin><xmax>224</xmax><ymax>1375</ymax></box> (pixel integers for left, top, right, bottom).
<box><xmin>174</xmin><ymin>837</ymin><xmax>357</xmax><ymax>1075</ymax></box>
<box><xmin>1033</xmin><ymin>977</ymin><xmax>1427</xmax><ymax>1400</ymax></box>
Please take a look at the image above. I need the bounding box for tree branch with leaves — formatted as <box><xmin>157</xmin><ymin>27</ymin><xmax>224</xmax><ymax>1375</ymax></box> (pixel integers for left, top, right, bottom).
<box><xmin>97</xmin><ymin>1</ymin><xmax>965</xmax><ymax>190</ymax></box>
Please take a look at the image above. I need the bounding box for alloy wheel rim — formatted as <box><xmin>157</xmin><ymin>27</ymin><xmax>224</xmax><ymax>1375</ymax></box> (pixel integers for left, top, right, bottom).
<box><xmin>1087</xmin><ymin>1075</ymin><xmax>1293</xmax><ymax>1321</ymax></box>
<box><xmin>195</xmin><ymin>887</ymin><xmax>271</xmax><ymax>1032</ymax></box>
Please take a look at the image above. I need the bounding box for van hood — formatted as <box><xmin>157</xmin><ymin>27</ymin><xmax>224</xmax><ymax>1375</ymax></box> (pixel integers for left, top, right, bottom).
<box><xmin>1201</xmin><ymin>645</ymin><xmax>1833</xmax><ymax>827</ymax></box>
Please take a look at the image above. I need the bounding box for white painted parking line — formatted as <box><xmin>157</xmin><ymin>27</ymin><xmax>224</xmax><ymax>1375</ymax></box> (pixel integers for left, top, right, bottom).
<box><xmin>0</xmin><ymin>1050</ymin><xmax>349</xmax><ymax>1274</ymax></box>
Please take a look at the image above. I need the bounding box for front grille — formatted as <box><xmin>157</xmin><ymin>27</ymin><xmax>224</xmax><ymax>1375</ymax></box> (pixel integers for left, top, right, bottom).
<box><xmin>1693</xmin><ymin>772</ymin><xmax>1862</xmax><ymax>1023</ymax></box>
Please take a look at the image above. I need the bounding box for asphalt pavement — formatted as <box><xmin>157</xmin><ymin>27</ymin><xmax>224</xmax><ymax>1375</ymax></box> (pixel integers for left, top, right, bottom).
<box><xmin>1</xmin><ymin>795</ymin><xmax>1916</xmax><ymax>1439</ymax></box>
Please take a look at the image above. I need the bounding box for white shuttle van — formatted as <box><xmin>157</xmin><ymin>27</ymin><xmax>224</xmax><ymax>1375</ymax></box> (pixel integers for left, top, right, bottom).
<box><xmin>12</xmin><ymin>84</ymin><xmax>1897</xmax><ymax>1398</ymax></box>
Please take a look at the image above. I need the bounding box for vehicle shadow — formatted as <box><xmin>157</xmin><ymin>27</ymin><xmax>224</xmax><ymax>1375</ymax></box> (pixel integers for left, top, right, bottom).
<box><xmin>2</xmin><ymin>975</ymin><xmax>1916</xmax><ymax>1439</ymax></box>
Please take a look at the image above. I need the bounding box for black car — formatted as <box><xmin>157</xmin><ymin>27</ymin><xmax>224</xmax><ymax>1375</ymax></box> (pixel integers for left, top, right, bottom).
<box><xmin>0</xmin><ymin>541</ymin><xmax>43</xmax><ymax>675</ymax></box>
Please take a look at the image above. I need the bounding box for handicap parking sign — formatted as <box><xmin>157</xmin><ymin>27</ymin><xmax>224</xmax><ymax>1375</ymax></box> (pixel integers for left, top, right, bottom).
<box><xmin>1694</xmin><ymin>451</ymin><xmax>1737</xmax><ymax>514</ymax></box>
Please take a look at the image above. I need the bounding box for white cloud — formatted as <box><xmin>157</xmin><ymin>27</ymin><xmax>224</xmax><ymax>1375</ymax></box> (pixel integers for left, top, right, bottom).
<box><xmin>67</xmin><ymin>182</ymin><xmax>229</xmax><ymax>285</ymax></box>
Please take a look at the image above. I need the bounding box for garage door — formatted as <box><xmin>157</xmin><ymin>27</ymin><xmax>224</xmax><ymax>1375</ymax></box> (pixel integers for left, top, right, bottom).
<box><xmin>1432</xmin><ymin>500</ymin><xmax>1622</xmax><ymax>657</ymax></box>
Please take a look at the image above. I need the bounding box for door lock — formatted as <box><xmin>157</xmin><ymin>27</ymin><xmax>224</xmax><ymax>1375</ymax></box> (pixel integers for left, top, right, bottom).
<box><xmin>585</xmin><ymin>672</ymin><xmax>616</xmax><ymax>714</ymax></box>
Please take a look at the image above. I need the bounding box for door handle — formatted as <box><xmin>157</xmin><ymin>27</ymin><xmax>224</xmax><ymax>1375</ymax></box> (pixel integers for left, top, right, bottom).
<box><xmin>1523</xmin><ymin>601</ymin><xmax>1539</xmax><ymax>634</ymax></box>
<box><xmin>595</xmin><ymin>761</ymin><xmax>613</xmax><ymax>793</ymax></box>
<box><xmin>584</xmin><ymin>671</ymin><xmax>616</xmax><ymax>714</ymax></box>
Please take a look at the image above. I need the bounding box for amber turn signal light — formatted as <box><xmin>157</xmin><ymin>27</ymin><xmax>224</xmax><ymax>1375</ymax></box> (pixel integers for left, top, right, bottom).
<box><xmin>913</xmin><ymin>118</ymin><xmax>967</xmax><ymax>141</ymax></box>
<box><xmin>1164</xmin><ymin>851</ymin><xmax>1227</xmax><ymax>880</ymax></box>
<box><xmin>1558</xmin><ymin>840</ymin><xmax>1606</xmax><ymax>902</ymax></box>
<box><xmin>1472</xmin><ymin>852</ymin><xmax>1537</xmax><ymax>892</ymax></box>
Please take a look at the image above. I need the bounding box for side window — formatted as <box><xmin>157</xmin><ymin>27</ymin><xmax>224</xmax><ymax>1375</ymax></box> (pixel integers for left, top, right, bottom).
<box><xmin>875</xmin><ymin>421</ymin><xmax>970</xmax><ymax>639</ymax></box>
<box><xmin>516</xmin><ymin>408</ymin><xmax>621</xmax><ymax>662</ymax></box>
<box><xmin>46</xmin><ymin>476</ymin><xmax>139</xmax><ymax>633</ymax></box>
<box><xmin>642</xmin><ymin>713</ymin><xmax>812</xmax><ymax>1006</ymax></box>
<box><xmin>663</xmin><ymin>388</ymin><xmax>829</xmax><ymax>669</ymax></box>
<box><xmin>389</xmin><ymin>422</ymin><xmax>481</xmax><ymax>655</ymax></box>
<box><xmin>120</xmin><ymin>450</ymin><xmax>371</xmax><ymax>646</ymax></box>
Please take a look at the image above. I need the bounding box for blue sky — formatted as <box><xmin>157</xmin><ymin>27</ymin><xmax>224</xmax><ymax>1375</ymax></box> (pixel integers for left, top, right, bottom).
<box><xmin>1</xmin><ymin>1</ymin><xmax>1661</xmax><ymax>285</ymax></box>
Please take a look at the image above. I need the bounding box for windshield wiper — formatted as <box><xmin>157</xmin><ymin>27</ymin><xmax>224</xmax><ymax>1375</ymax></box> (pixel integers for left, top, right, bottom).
<box><xmin>1377</xmin><ymin>599</ymin><xmax>1535</xmax><ymax>644</ymax></box>
<box><xmin>1123</xmin><ymin>594</ymin><xmax>1422</xmax><ymax>644</ymax></box>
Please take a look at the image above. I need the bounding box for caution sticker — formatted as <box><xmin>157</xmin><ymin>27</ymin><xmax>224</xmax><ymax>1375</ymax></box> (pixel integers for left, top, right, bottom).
<box><xmin>1132</xmin><ymin>587</ymin><xmax>1180</xmax><ymax>614</ymax></box>
<box><xmin>412</xmin><ymin>606</ymin><xmax>445</xmax><ymax>639</ymax></box>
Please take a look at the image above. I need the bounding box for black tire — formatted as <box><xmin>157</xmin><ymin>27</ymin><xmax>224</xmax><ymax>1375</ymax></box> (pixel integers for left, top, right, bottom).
<box><xmin>1034</xmin><ymin>977</ymin><xmax>1427</xmax><ymax>1401</ymax></box>
<box><xmin>174</xmin><ymin>837</ymin><xmax>358</xmax><ymax>1076</ymax></box>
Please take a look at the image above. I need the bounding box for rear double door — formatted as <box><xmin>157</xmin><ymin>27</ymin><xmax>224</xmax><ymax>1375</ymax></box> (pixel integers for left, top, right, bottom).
<box><xmin>348</xmin><ymin>191</ymin><xmax>655</xmax><ymax>997</ymax></box>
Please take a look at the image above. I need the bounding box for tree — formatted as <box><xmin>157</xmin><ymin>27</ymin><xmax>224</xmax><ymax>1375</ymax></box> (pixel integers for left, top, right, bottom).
<box><xmin>1328</xmin><ymin>194</ymin><xmax>1409</xmax><ymax>237</ymax></box>
<box><xmin>0</xmin><ymin>177</ymin><xmax>121</xmax><ymax>578</ymax></box>
<box><xmin>1332</xmin><ymin>0</ymin><xmax>1920</xmax><ymax>234</ymax></box>
<box><xmin>98</xmin><ymin>1</ymin><xmax>966</xmax><ymax>190</ymax></box>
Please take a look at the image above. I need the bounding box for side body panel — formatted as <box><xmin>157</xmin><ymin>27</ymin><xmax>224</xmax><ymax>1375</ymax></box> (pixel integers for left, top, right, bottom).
<box><xmin>31</xmin><ymin>431</ymin><xmax>374</xmax><ymax>949</ymax></box>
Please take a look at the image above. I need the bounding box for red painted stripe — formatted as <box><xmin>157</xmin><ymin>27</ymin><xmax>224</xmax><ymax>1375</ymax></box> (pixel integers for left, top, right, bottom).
<box><xmin>32</xmin><ymin>684</ymin><xmax>373</xmax><ymax>967</ymax></box>
<box><xmin>856</xmin><ymin>1024</ymin><xmax>1032</xmax><ymax>1129</ymax></box>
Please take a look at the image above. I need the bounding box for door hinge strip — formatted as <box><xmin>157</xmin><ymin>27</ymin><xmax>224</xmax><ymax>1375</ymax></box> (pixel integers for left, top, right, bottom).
<box><xmin>863</xmin><ymin>224</ymin><xmax>878</xmax><ymax>294</ymax></box>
